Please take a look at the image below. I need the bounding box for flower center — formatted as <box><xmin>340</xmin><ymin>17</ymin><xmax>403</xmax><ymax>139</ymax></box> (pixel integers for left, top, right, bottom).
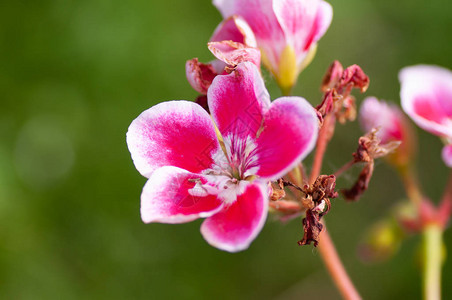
<box><xmin>200</xmin><ymin>134</ymin><xmax>260</xmax><ymax>204</ymax></box>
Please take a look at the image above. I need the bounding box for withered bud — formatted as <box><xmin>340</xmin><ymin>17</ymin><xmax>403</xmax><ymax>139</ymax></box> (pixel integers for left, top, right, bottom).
<box><xmin>336</xmin><ymin>96</ymin><xmax>357</xmax><ymax>124</ymax></box>
<box><xmin>298</xmin><ymin>209</ymin><xmax>324</xmax><ymax>247</ymax></box>
<box><xmin>316</xmin><ymin>90</ymin><xmax>335</xmax><ymax>119</ymax></box>
<box><xmin>313</xmin><ymin>175</ymin><xmax>339</xmax><ymax>200</ymax></box>
<box><xmin>342</xmin><ymin>161</ymin><xmax>374</xmax><ymax>202</ymax></box>
<box><xmin>353</xmin><ymin>128</ymin><xmax>401</xmax><ymax>163</ymax></box>
<box><xmin>271</xmin><ymin>189</ymin><xmax>286</xmax><ymax>201</ymax></box>
<box><xmin>321</xmin><ymin>60</ymin><xmax>344</xmax><ymax>92</ymax></box>
<box><xmin>298</xmin><ymin>175</ymin><xmax>338</xmax><ymax>247</ymax></box>
<box><xmin>340</xmin><ymin>64</ymin><xmax>370</xmax><ymax>93</ymax></box>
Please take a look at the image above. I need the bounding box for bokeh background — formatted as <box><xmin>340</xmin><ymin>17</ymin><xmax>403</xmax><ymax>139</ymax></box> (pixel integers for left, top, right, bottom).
<box><xmin>1</xmin><ymin>0</ymin><xmax>451</xmax><ymax>298</ymax></box>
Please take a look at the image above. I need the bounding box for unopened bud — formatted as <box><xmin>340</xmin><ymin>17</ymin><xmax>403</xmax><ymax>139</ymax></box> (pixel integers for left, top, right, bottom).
<box><xmin>358</xmin><ymin>219</ymin><xmax>403</xmax><ymax>263</ymax></box>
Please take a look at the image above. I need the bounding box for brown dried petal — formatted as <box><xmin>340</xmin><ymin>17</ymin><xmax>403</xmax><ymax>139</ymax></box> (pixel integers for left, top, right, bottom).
<box><xmin>316</xmin><ymin>90</ymin><xmax>335</xmax><ymax>119</ymax></box>
<box><xmin>336</xmin><ymin>96</ymin><xmax>356</xmax><ymax>124</ymax></box>
<box><xmin>354</xmin><ymin>128</ymin><xmax>401</xmax><ymax>162</ymax></box>
<box><xmin>271</xmin><ymin>189</ymin><xmax>286</xmax><ymax>201</ymax></box>
<box><xmin>313</xmin><ymin>175</ymin><xmax>339</xmax><ymax>199</ymax></box>
<box><xmin>321</xmin><ymin>60</ymin><xmax>344</xmax><ymax>92</ymax></box>
<box><xmin>340</xmin><ymin>64</ymin><xmax>370</xmax><ymax>93</ymax></box>
<box><xmin>298</xmin><ymin>209</ymin><xmax>324</xmax><ymax>247</ymax></box>
<box><xmin>342</xmin><ymin>161</ymin><xmax>374</xmax><ymax>202</ymax></box>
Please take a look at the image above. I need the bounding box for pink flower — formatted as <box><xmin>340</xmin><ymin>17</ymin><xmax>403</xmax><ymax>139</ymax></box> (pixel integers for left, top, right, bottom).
<box><xmin>399</xmin><ymin>65</ymin><xmax>452</xmax><ymax>167</ymax></box>
<box><xmin>359</xmin><ymin>97</ymin><xmax>415</xmax><ymax>166</ymax></box>
<box><xmin>127</xmin><ymin>62</ymin><xmax>318</xmax><ymax>252</ymax></box>
<box><xmin>213</xmin><ymin>0</ymin><xmax>333</xmax><ymax>92</ymax></box>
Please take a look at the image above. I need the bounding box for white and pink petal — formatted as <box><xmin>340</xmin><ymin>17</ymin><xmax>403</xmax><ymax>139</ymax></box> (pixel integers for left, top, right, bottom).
<box><xmin>359</xmin><ymin>97</ymin><xmax>405</xmax><ymax>143</ymax></box>
<box><xmin>273</xmin><ymin>0</ymin><xmax>332</xmax><ymax>62</ymax></box>
<box><xmin>210</xmin><ymin>15</ymin><xmax>257</xmax><ymax>47</ymax></box>
<box><xmin>400</xmin><ymin>65</ymin><xmax>452</xmax><ymax>138</ymax></box>
<box><xmin>127</xmin><ymin>101</ymin><xmax>220</xmax><ymax>177</ymax></box>
<box><xmin>255</xmin><ymin>96</ymin><xmax>318</xmax><ymax>179</ymax></box>
<box><xmin>208</xmin><ymin>62</ymin><xmax>270</xmax><ymax>140</ymax></box>
<box><xmin>200</xmin><ymin>181</ymin><xmax>268</xmax><ymax>252</ymax></box>
<box><xmin>141</xmin><ymin>166</ymin><xmax>224</xmax><ymax>224</ymax></box>
<box><xmin>213</xmin><ymin>0</ymin><xmax>286</xmax><ymax>72</ymax></box>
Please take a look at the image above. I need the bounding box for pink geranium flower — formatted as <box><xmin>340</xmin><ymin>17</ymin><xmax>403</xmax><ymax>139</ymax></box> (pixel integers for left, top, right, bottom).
<box><xmin>399</xmin><ymin>65</ymin><xmax>452</xmax><ymax>167</ymax></box>
<box><xmin>127</xmin><ymin>62</ymin><xmax>318</xmax><ymax>252</ymax></box>
<box><xmin>359</xmin><ymin>96</ymin><xmax>415</xmax><ymax>166</ymax></box>
<box><xmin>213</xmin><ymin>0</ymin><xmax>333</xmax><ymax>92</ymax></box>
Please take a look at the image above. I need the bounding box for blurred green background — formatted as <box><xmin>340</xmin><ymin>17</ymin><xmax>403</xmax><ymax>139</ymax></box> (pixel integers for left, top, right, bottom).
<box><xmin>1</xmin><ymin>0</ymin><xmax>451</xmax><ymax>298</ymax></box>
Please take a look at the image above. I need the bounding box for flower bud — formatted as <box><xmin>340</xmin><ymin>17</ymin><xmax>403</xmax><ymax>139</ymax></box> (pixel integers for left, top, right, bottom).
<box><xmin>358</xmin><ymin>219</ymin><xmax>403</xmax><ymax>263</ymax></box>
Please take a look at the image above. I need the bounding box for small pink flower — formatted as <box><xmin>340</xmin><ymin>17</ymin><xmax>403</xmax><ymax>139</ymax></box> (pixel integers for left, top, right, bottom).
<box><xmin>399</xmin><ymin>65</ymin><xmax>452</xmax><ymax>167</ymax></box>
<box><xmin>213</xmin><ymin>0</ymin><xmax>333</xmax><ymax>91</ymax></box>
<box><xmin>359</xmin><ymin>97</ymin><xmax>415</xmax><ymax>166</ymax></box>
<box><xmin>127</xmin><ymin>62</ymin><xmax>318</xmax><ymax>252</ymax></box>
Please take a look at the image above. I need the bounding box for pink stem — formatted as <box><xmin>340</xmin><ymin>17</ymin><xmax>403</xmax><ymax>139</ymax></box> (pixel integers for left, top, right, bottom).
<box><xmin>318</xmin><ymin>225</ymin><xmax>362</xmax><ymax>300</ymax></box>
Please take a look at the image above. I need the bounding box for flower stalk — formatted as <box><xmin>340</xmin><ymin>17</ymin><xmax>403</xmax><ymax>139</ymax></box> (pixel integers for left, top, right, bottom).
<box><xmin>318</xmin><ymin>224</ymin><xmax>362</xmax><ymax>300</ymax></box>
<box><xmin>422</xmin><ymin>224</ymin><xmax>443</xmax><ymax>300</ymax></box>
<box><xmin>307</xmin><ymin>109</ymin><xmax>361</xmax><ymax>299</ymax></box>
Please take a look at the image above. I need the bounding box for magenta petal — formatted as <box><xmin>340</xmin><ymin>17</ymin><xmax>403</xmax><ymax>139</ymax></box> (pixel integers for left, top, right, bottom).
<box><xmin>273</xmin><ymin>0</ymin><xmax>332</xmax><ymax>59</ymax></box>
<box><xmin>127</xmin><ymin>101</ymin><xmax>220</xmax><ymax>177</ymax></box>
<box><xmin>208</xmin><ymin>41</ymin><xmax>261</xmax><ymax>68</ymax></box>
<box><xmin>200</xmin><ymin>182</ymin><xmax>268</xmax><ymax>252</ymax></box>
<box><xmin>141</xmin><ymin>166</ymin><xmax>224</xmax><ymax>224</ymax></box>
<box><xmin>185</xmin><ymin>58</ymin><xmax>217</xmax><ymax>95</ymax></box>
<box><xmin>208</xmin><ymin>62</ymin><xmax>270</xmax><ymax>139</ymax></box>
<box><xmin>213</xmin><ymin>0</ymin><xmax>286</xmax><ymax>71</ymax></box>
<box><xmin>256</xmin><ymin>96</ymin><xmax>318</xmax><ymax>179</ymax></box>
<box><xmin>442</xmin><ymin>144</ymin><xmax>452</xmax><ymax>168</ymax></box>
<box><xmin>210</xmin><ymin>16</ymin><xmax>257</xmax><ymax>47</ymax></box>
<box><xmin>400</xmin><ymin>65</ymin><xmax>452</xmax><ymax>138</ymax></box>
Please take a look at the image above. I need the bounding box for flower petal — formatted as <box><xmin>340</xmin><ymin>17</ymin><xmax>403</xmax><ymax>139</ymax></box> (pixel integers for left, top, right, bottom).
<box><xmin>210</xmin><ymin>16</ymin><xmax>257</xmax><ymax>47</ymax></box>
<box><xmin>185</xmin><ymin>58</ymin><xmax>218</xmax><ymax>95</ymax></box>
<box><xmin>200</xmin><ymin>182</ymin><xmax>268</xmax><ymax>252</ymax></box>
<box><xmin>208</xmin><ymin>41</ymin><xmax>261</xmax><ymax>68</ymax></box>
<box><xmin>208</xmin><ymin>62</ymin><xmax>271</xmax><ymax>140</ymax></box>
<box><xmin>141</xmin><ymin>166</ymin><xmax>224</xmax><ymax>224</ymax></box>
<box><xmin>442</xmin><ymin>144</ymin><xmax>452</xmax><ymax>168</ymax></box>
<box><xmin>400</xmin><ymin>65</ymin><xmax>452</xmax><ymax>138</ymax></box>
<box><xmin>255</xmin><ymin>96</ymin><xmax>318</xmax><ymax>179</ymax></box>
<box><xmin>127</xmin><ymin>101</ymin><xmax>220</xmax><ymax>177</ymax></box>
<box><xmin>213</xmin><ymin>0</ymin><xmax>286</xmax><ymax>72</ymax></box>
<box><xmin>360</xmin><ymin>97</ymin><xmax>404</xmax><ymax>143</ymax></box>
<box><xmin>273</xmin><ymin>0</ymin><xmax>332</xmax><ymax>64</ymax></box>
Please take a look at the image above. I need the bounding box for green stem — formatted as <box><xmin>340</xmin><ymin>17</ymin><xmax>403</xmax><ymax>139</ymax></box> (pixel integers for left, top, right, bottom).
<box><xmin>422</xmin><ymin>224</ymin><xmax>443</xmax><ymax>300</ymax></box>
